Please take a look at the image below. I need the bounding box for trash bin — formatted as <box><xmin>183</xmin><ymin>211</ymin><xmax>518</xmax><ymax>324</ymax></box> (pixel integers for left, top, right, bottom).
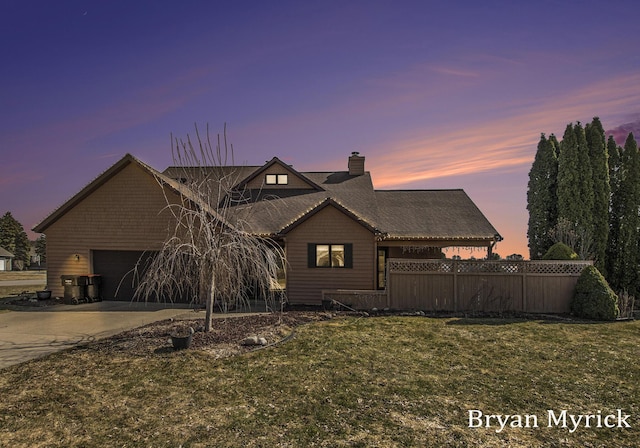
<box><xmin>86</xmin><ymin>274</ymin><xmax>102</xmax><ymax>302</ymax></box>
<box><xmin>61</xmin><ymin>275</ymin><xmax>88</xmax><ymax>305</ymax></box>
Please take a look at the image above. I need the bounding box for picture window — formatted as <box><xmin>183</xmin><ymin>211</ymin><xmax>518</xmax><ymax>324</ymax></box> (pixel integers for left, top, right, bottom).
<box><xmin>308</xmin><ymin>243</ymin><xmax>352</xmax><ymax>268</ymax></box>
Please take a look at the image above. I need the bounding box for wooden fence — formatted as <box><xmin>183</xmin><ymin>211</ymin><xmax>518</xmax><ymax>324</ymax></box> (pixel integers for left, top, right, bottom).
<box><xmin>323</xmin><ymin>259</ymin><xmax>592</xmax><ymax>314</ymax></box>
<box><xmin>387</xmin><ymin>259</ymin><xmax>591</xmax><ymax>313</ymax></box>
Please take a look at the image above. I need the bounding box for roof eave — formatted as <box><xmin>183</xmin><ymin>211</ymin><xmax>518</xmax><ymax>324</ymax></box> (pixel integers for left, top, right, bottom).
<box><xmin>380</xmin><ymin>234</ymin><xmax>502</xmax><ymax>246</ymax></box>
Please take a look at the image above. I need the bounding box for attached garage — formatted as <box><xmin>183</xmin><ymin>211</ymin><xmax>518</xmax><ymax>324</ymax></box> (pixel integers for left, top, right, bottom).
<box><xmin>32</xmin><ymin>155</ymin><xmax>182</xmax><ymax>299</ymax></box>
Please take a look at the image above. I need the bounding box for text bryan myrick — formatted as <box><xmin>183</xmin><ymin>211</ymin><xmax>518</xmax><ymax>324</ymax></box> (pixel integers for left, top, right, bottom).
<box><xmin>468</xmin><ymin>409</ymin><xmax>631</xmax><ymax>433</ymax></box>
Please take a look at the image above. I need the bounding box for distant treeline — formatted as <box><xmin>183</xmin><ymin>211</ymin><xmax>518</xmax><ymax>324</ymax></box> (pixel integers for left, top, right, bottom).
<box><xmin>0</xmin><ymin>212</ymin><xmax>46</xmax><ymax>269</ymax></box>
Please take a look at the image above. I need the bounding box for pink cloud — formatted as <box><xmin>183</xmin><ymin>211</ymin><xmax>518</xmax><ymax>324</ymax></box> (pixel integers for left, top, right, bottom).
<box><xmin>606</xmin><ymin>115</ymin><xmax>640</xmax><ymax>145</ymax></box>
<box><xmin>429</xmin><ymin>66</ymin><xmax>480</xmax><ymax>78</ymax></box>
<box><xmin>367</xmin><ymin>72</ymin><xmax>640</xmax><ymax>188</ymax></box>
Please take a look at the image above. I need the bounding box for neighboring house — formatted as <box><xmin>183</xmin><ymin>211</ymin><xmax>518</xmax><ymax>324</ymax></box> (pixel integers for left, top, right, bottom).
<box><xmin>0</xmin><ymin>247</ymin><xmax>14</xmax><ymax>271</ymax></box>
<box><xmin>33</xmin><ymin>153</ymin><xmax>501</xmax><ymax>304</ymax></box>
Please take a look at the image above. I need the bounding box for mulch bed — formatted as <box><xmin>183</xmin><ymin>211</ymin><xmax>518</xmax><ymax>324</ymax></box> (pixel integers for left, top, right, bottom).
<box><xmin>0</xmin><ymin>295</ymin><xmax>62</xmax><ymax>309</ymax></box>
<box><xmin>87</xmin><ymin>311</ymin><xmax>336</xmax><ymax>358</ymax></box>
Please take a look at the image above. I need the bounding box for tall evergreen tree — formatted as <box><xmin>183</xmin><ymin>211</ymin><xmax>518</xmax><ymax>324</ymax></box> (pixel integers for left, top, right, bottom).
<box><xmin>35</xmin><ymin>234</ymin><xmax>46</xmax><ymax>264</ymax></box>
<box><xmin>608</xmin><ymin>133</ymin><xmax>640</xmax><ymax>295</ymax></box>
<box><xmin>585</xmin><ymin>117</ymin><xmax>610</xmax><ymax>274</ymax></box>
<box><xmin>549</xmin><ymin>133</ymin><xmax>561</xmax><ymax>158</ymax></box>
<box><xmin>606</xmin><ymin>135</ymin><xmax>622</xmax><ymax>283</ymax></box>
<box><xmin>527</xmin><ymin>134</ymin><xmax>558</xmax><ymax>259</ymax></box>
<box><xmin>557</xmin><ymin>124</ymin><xmax>581</xmax><ymax>226</ymax></box>
<box><xmin>574</xmin><ymin>122</ymin><xmax>595</xmax><ymax>252</ymax></box>
<box><xmin>0</xmin><ymin>212</ymin><xmax>31</xmax><ymax>269</ymax></box>
<box><xmin>557</xmin><ymin>123</ymin><xmax>594</xmax><ymax>256</ymax></box>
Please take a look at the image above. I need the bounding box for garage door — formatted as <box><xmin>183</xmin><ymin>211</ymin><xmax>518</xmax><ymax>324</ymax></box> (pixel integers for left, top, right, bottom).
<box><xmin>92</xmin><ymin>250</ymin><xmax>158</xmax><ymax>301</ymax></box>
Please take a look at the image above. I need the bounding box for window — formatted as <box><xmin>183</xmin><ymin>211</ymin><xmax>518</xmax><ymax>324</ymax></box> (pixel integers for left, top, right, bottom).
<box><xmin>265</xmin><ymin>174</ymin><xmax>288</xmax><ymax>185</ymax></box>
<box><xmin>308</xmin><ymin>243</ymin><xmax>352</xmax><ymax>268</ymax></box>
<box><xmin>377</xmin><ymin>248</ymin><xmax>387</xmax><ymax>289</ymax></box>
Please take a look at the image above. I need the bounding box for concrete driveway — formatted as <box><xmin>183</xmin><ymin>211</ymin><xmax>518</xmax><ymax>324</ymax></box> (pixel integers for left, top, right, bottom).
<box><xmin>0</xmin><ymin>301</ymin><xmax>198</xmax><ymax>370</ymax></box>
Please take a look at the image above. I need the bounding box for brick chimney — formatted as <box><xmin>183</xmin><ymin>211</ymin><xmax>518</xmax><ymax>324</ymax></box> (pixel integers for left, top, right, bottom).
<box><xmin>348</xmin><ymin>152</ymin><xmax>365</xmax><ymax>176</ymax></box>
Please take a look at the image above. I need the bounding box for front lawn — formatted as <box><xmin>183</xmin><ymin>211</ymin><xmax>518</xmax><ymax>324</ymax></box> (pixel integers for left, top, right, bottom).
<box><xmin>0</xmin><ymin>316</ymin><xmax>638</xmax><ymax>447</ymax></box>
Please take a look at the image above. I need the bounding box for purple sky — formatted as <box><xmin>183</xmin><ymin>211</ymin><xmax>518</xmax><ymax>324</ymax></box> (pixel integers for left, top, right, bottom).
<box><xmin>2</xmin><ymin>1</ymin><xmax>640</xmax><ymax>258</ymax></box>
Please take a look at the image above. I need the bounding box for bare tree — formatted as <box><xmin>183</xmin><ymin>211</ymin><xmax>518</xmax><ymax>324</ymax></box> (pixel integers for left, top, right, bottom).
<box><xmin>548</xmin><ymin>217</ymin><xmax>594</xmax><ymax>261</ymax></box>
<box><xmin>134</xmin><ymin>124</ymin><xmax>286</xmax><ymax>332</ymax></box>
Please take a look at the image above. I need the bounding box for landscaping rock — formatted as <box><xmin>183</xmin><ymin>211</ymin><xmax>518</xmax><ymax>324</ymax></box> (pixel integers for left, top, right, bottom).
<box><xmin>241</xmin><ymin>335</ymin><xmax>268</xmax><ymax>346</ymax></box>
<box><xmin>241</xmin><ymin>336</ymin><xmax>259</xmax><ymax>346</ymax></box>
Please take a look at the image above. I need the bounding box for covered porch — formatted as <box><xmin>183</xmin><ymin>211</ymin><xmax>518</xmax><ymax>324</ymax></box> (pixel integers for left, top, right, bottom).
<box><xmin>374</xmin><ymin>235</ymin><xmax>502</xmax><ymax>290</ymax></box>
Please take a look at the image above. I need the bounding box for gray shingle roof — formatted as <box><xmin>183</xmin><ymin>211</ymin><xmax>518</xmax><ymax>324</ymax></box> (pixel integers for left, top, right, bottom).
<box><xmin>33</xmin><ymin>153</ymin><xmax>501</xmax><ymax>244</ymax></box>
<box><xmin>374</xmin><ymin>190</ymin><xmax>500</xmax><ymax>240</ymax></box>
<box><xmin>169</xmin><ymin>165</ymin><xmax>501</xmax><ymax>242</ymax></box>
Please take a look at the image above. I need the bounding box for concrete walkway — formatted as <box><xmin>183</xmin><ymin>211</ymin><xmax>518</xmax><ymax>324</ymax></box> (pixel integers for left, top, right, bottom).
<box><xmin>0</xmin><ymin>301</ymin><xmax>199</xmax><ymax>370</ymax></box>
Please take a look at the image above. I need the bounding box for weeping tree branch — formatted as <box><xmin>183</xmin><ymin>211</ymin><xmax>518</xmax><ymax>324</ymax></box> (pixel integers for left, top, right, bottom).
<box><xmin>134</xmin><ymin>124</ymin><xmax>286</xmax><ymax>332</ymax></box>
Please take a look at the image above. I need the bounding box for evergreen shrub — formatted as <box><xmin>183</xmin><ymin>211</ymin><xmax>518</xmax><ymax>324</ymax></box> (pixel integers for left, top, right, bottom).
<box><xmin>542</xmin><ymin>242</ymin><xmax>578</xmax><ymax>260</ymax></box>
<box><xmin>571</xmin><ymin>265</ymin><xmax>619</xmax><ymax>321</ymax></box>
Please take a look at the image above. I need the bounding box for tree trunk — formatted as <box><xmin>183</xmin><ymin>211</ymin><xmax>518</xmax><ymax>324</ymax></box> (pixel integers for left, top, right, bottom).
<box><xmin>205</xmin><ymin>279</ymin><xmax>215</xmax><ymax>332</ymax></box>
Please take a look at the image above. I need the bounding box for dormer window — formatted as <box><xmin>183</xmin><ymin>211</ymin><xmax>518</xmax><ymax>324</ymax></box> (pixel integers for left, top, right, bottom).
<box><xmin>266</xmin><ymin>174</ymin><xmax>288</xmax><ymax>185</ymax></box>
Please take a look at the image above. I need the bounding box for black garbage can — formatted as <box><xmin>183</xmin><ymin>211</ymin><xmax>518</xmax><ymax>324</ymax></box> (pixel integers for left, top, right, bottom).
<box><xmin>61</xmin><ymin>275</ymin><xmax>88</xmax><ymax>305</ymax></box>
<box><xmin>86</xmin><ymin>274</ymin><xmax>102</xmax><ymax>302</ymax></box>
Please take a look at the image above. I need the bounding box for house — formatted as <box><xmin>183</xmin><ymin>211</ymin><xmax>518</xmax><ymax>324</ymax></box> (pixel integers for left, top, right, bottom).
<box><xmin>33</xmin><ymin>153</ymin><xmax>501</xmax><ymax>305</ymax></box>
<box><xmin>0</xmin><ymin>247</ymin><xmax>14</xmax><ymax>271</ymax></box>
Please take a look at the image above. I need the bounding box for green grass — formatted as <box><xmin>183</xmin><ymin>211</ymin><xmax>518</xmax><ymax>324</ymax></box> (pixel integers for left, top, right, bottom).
<box><xmin>0</xmin><ymin>316</ymin><xmax>638</xmax><ymax>447</ymax></box>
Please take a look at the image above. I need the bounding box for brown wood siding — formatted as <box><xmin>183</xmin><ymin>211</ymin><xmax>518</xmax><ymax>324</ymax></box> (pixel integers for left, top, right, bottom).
<box><xmin>245</xmin><ymin>164</ymin><xmax>316</xmax><ymax>190</ymax></box>
<box><xmin>285</xmin><ymin>205</ymin><xmax>376</xmax><ymax>305</ymax></box>
<box><xmin>44</xmin><ymin>163</ymin><xmax>178</xmax><ymax>297</ymax></box>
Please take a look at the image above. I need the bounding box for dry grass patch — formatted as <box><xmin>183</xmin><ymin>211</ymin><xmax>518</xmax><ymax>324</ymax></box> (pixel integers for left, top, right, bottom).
<box><xmin>0</xmin><ymin>315</ymin><xmax>638</xmax><ymax>447</ymax></box>
<box><xmin>0</xmin><ymin>271</ymin><xmax>46</xmax><ymax>282</ymax></box>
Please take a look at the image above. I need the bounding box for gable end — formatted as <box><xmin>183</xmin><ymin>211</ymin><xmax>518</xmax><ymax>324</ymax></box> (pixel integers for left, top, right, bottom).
<box><xmin>236</xmin><ymin>157</ymin><xmax>325</xmax><ymax>191</ymax></box>
<box><xmin>278</xmin><ymin>198</ymin><xmax>379</xmax><ymax>236</ymax></box>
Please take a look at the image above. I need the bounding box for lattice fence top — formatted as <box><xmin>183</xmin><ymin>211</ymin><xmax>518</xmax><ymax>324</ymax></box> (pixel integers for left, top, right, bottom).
<box><xmin>388</xmin><ymin>259</ymin><xmax>592</xmax><ymax>275</ymax></box>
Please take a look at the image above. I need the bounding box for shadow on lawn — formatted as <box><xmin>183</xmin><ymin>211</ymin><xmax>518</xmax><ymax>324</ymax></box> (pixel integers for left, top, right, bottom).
<box><xmin>444</xmin><ymin>315</ymin><xmax>610</xmax><ymax>326</ymax></box>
